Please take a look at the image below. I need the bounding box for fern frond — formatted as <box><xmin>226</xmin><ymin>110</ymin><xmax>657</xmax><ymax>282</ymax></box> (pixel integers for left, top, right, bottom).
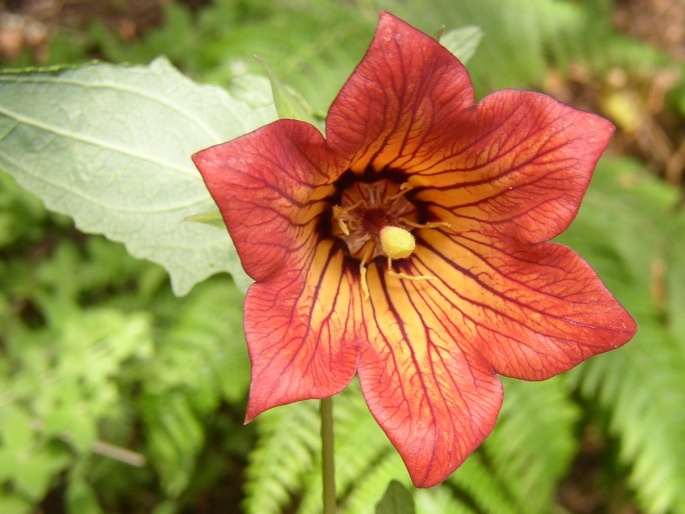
<box><xmin>483</xmin><ymin>376</ymin><xmax>580</xmax><ymax>514</ymax></box>
<box><xmin>296</xmin><ymin>381</ymin><xmax>400</xmax><ymax>514</ymax></box>
<box><xmin>448</xmin><ymin>453</ymin><xmax>518</xmax><ymax>514</ymax></box>
<box><xmin>573</xmin><ymin>323</ymin><xmax>685</xmax><ymax>514</ymax></box>
<box><xmin>138</xmin><ymin>279</ymin><xmax>249</xmax><ymax>497</ymax></box>
<box><xmin>434</xmin><ymin>377</ymin><xmax>578</xmax><ymax>514</ymax></box>
<box><xmin>341</xmin><ymin>450</ymin><xmax>411</xmax><ymax>514</ymax></box>
<box><xmin>195</xmin><ymin>0</ymin><xmax>376</xmax><ymax>114</ymax></box>
<box><xmin>163</xmin><ymin>279</ymin><xmax>250</xmax><ymax>405</ymax></box>
<box><xmin>140</xmin><ymin>392</ymin><xmax>205</xmax><ymax>497</ymax></box>
<box><xmin>377</xmin><ymin>0</ymin><xmax>670</xmax><ymax>94</ymax></box>
<box><xmin>562</xmin><ymin>160</ymin><xmax>685</xmax><ymax>513</ymax></box>
<box><xmin>243</xmin><ymin>401</ymin><xmax>320</xmax><ymax>514</ymax></box>
<box><xmin>666</xmin><ymin>214</ymin><xmax>685</xmax><ymax>349</ymax></box>
<box><xmin>415</xmin><ymin>486</ymin><xmax>477</xmax><ymax>514</ymax></box>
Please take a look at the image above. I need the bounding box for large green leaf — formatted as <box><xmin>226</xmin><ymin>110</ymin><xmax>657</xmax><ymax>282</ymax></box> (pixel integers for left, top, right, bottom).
<box><xmin>0</xmin><ymin>57</ymin><xmax>276</xmax><ymax>295</ymax></box>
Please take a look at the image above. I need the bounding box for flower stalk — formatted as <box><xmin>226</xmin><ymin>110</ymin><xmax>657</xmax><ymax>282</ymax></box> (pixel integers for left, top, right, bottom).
<box><xmin>320</xmin><ymin>397</ymin><xmax>337</xmax><ymax>514</ymax></box>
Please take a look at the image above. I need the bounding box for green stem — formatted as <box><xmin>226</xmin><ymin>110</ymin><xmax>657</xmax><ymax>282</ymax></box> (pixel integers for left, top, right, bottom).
<box><xmin>320</xmin><ymin>396</ymin><xmax>337</xmax><ymax>514</ymax></box>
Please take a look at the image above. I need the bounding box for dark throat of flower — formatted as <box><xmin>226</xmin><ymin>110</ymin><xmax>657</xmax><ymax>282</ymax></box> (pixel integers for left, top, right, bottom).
<box><xmin>330</xmin><ymin>177</ymin><xmax>449</xmax><ymax>300</ymax></box>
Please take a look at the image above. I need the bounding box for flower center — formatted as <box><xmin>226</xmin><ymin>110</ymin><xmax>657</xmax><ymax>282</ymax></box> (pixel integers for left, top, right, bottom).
<box><xmin>331</xmin><ymin>179</ymin><xmax>417</xmax><ymax>259</ymax></box>
<box><xmin>331</xmin><ymin>179</ymin><xmax>439</xmax><ymax>299</ymax></box>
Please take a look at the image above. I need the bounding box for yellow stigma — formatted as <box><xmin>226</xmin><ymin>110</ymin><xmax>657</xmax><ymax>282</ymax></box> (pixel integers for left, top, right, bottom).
<box><xmin>378</xmin><ymin>225</ymin><xmax>436</xmax><ymax>294</ymax></box>
<box><xmin>380</xmin><ymin>226</ymin><xmax>415</xmax><ymax>260</ymax></box>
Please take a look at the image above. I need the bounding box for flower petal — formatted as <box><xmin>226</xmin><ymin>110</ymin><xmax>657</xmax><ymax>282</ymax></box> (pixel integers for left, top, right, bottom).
<box><xmin>412</xmin><ymin>229</ymin><xmax>636</xmax><ymax>379</ymax></box>
<box><xmin>192</xmin><ymin>121</ymin><xmax>361</xmax><ymax>420</ymax></box>
<box><xmin>358</xmin><ymin>264</ymin><xmax>503</xmax><ymax>488</ymax></box>
<box><xmin>326</xmin><ymin>12</ymin><xmax>475</xmax><ymax>172</ymax></box>
<box><xmin>244</xmin><ymin>238</ymin><xmax>362</xmax><ymax>421</ymax></box>
<box><xmin>410</xmin><ymin>90</ymin><xmax>614</xmax><ymax>243</ymax></box>
<box><xmin>192</xmin><ymin>120</ymin><xmax>340</xmax><ymax>282</ymax></box>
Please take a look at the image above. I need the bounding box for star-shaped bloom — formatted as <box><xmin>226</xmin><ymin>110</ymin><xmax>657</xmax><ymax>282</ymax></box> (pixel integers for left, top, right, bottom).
<box><xmin>192</xmin><ymin>12</ymin><xmax>636</xmax><ymax>487</ymax></box>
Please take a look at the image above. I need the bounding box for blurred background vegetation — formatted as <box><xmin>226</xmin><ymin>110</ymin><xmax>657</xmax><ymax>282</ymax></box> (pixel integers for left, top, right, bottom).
<box><xmin>1</xmin><ymin>0</ymin><xmax>684</xmax><ymax>513</ymax></box>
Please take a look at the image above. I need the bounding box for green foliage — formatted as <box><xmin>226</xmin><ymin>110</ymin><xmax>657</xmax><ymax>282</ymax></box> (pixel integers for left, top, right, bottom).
<box><xmin>379</xmin><ymin>0</ymin><xmax>672</xmax><ymax>94</ymax></box>
<box><xmin>0</xmin><ymin>57</ymin><xmax>275</xmax><ymax>296</ymax></box>
<box><xmin>481</xmin><ymin>377</ymin><xmax>580</xmax><ymax>513</ymax></box>
<box><xmin>259</xmin><ymin>57</ymin><xmax>319</xmax><ymax>126</ymax></box>
<box><xmin>1</xmin><ymin>0</ymin><xmax>685</xmax><ymax>512</ymax></box>
<box><xmin>440</xmin><ymin>26</ymin><xmax>483</xmax><ymax>65</ymax></box>
<box><xmin>137</xmin><ymin>277</ymin><xmax>250</xmax><ymax>497</ymax></box>
<box><xmin>86</xmin><ymin>0</ymin><xmax>377</xmax><ymax>115</ymax></box>
<box><xmin>242</xmin><ymin>377</ymin><xmax>579</xmax><ymax>514</ymax></box>
<box><xmin>414</xmin><ymin>487</ymin><xmax>474</xmax><ymax>514</ymax></box>
<box><xmin>242</xmin><ymin>380</ymin><xmax>402</xmax><ymax>514</ymax></box>
<box><xmin>560</xmin><ymin>159</ymin><xmax>685</xmax><ymax>514</ymax></box>
<box><xmin>0</xmin><ymin>259</ymin><xmax>156</xmax><ymax>510</ymax></box>
<box><xmin>667</xmin><ymin>213</ymin><xmax>685</xmax><ymax>341</ymax></box>
<box><xmin>243</xmin><ymin>400</ymin><xmax>320</xmax><ymax>514</ymax></box>
<box><xmin>439</xmin><ymin>377</ymin><xmax>580</xmax><ymax>514</ymax></box>
<box><xmin>0</xmin><ymin>179</ymin><xmax>252</xmax><ymax>511</ymax></box>
<box><xmin>375</xmin><ymin>480</ymin><xmax>415</xmax><ymax>514</ymax></box>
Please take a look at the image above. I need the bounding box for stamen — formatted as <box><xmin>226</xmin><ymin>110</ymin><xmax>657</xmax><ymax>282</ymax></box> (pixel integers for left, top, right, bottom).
<box><xmin>359</xmin><ymin>246</ymin><xmax>372</xmax><ymax>301</ymax></box>
<box><xmin>332</xmin><ymin>201</ymin><xmax>364</xmax><ymax>236</ymax></box>
<box><xmin>330</xmin><ymin>179</ymin><xmax>446</xmax><ymax>300</ymax></box>
<box><xmin>386</xmin><ymin>255</ymin><xmax>436</xmax><ymax>283</ymax></box>
<box><xmin>400</xmin><ymin>218</ymin><xmax>452</xmax><ymax>230</ymax></box>
<box><xmin>332</xmin><ymin>205</ymin><xmax>350</xmax><ymax>235</ymax></box>
<box><xmin>387</xmin><ymin>181</ymin><xmax>413</xmax><ymax>200</ymax></box>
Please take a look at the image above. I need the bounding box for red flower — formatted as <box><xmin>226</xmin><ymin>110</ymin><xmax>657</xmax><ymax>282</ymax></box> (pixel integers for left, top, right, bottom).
<box><xmin>192</xmin><ymin>12</ymin><xmax>636</xmax><ymax>487</ymax></box>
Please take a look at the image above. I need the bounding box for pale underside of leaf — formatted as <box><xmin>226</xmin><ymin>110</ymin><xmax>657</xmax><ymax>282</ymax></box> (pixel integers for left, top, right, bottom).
<box><xmin>439</xmin><ymin>26</ymin><xmax>484</xmax><ymax>65</ymax></box>
<box><xmin>0</xmin><ymin>57</ymin><xmax>276</xmax><ymax>295</ymax></box>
